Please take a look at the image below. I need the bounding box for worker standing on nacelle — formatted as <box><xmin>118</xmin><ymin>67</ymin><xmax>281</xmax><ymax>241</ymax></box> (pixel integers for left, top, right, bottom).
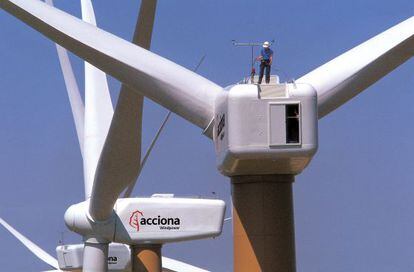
<box><xmin>257</xmin><ymin>41</ymin><xmax>274</xmax><ymax>84</ymax></box>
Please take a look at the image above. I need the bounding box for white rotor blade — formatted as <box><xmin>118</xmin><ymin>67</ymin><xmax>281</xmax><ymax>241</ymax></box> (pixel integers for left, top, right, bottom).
<box><xmin>1</xmin><ymin>0</ymin><xmax>222</xmax><ymax>221</ymax></box>
<box><xmin>78</xmin><ymin>2</ymin><xmax>113</xmax><ymax>271</ymax></box>
<box><xmin>80</xmin><ymin>0</ymin><xmax>114</xmax><ymax>199</ymax></box>
<box><xmin>1</xmin><ymin>0</ymin><xmax>223</xmax><ymax>131</ymax></box>
<box><xmin>55</xmin><ymin>44</ymin><xmax>85</xmax><ymax>157</ymax></box>
<box><xmin>99</xmin><ymin>0</ymin><xmax>157</xmax><ymax>207</ymax></box>
<box><xmin>0</xmin><ymin>217</ymin><xmax>59</xmax><ymax>269</ymax></box>
<box><xmin>162</xmin><ymin>256</ymin><xmax>210</xmax><ymax>272</ymax></box>
<box><xmin>89</xmin><ymin>0</ymin><xmax>158</xmax><ymax>221</ymax></box>
<box><xmin>123</xmin><ymin>111</ymin><xmax>171</xmax><ymax>198</ymax></box>
<box><xmin>123</xmin><ymin>54</ymin><xmax>206</xmax><ymax>198</ymax></box>
<box><xmin>44</xmin><ymin>0</ymin><xmax>85</xmax><ymax>157</ymax></box>
<box><xmin>297</xmin><ymin>16</ymin><xmax>414</xmax><ymax>118</ymax></box>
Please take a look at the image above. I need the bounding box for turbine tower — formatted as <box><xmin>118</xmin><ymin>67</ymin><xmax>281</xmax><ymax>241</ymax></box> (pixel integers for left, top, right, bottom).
<box><xmin>1</xmin><ymin>0</ymin><xmax>414</xmax><ymax>271</ymax></box>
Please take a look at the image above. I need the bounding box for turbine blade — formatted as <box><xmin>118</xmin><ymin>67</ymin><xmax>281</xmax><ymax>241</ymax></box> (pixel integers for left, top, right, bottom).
<box><xmin>80</xmin><ymin>0</ymin><xmax>114</xmax><ymax>199</ymax></box>
<box><xmin>0</xmin><ymin>217</ymin><xmax>59</xmax><ymax>269</ymax></box>
<box><xmin>100</xmin><ymin>0</ymin><xmax>157</xmax><ymax>206</ymax></box>
<box><xmin>80</xmin><ymin>0</ymin><xmax>97</xmax><ymax>25</ymax></box>
<box><xmin>88</xmin><ymin>0</ymin><xmax>158</xmax><ymax>220</ymax></box>
<box><xmin>123</xmin><ymin>111</ymin><xmax>171</xmax><ymax>198</ymax></box>
<box><xmin>297</xmin><ymin>16</ymin><xmax>414</xmax><ymax>118</ymax></box>
<box><xmin>44</xmin><ymin>0</ymin><xmax>85</xmax><ymax>158</ymax></box>
<box><xmin>78</xmin><ymin>2</ymin><xmax>113</xmax><ymax>271</ymax></box>
<box><xmin>132</xmin><ymin>0</ymin><xmax>157</xmax><ymax>49</ymax></box>
<box><xmin>123</xmin><ymin>54</ymin><xmax>206</xmax><ymax>197</ymax></box>
<box><xmin>1</xmin><ymin>0</ymin><xmax>222</xmax><ymax>131</ymax></box>
<box><xmin>56</xmin><ymin>44</ymin><xmax>85</xmax><ymax>157</ymax></box>
<box><xmin>162</xmin><ymin>256</ymin><xmax>210</xmax><ymax>272</ymax></box>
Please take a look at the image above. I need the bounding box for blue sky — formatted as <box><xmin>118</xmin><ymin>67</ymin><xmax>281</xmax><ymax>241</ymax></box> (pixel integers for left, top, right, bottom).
<box><xmin>1</xmin><ymin>0</ymin><xmax>414</xmax><ymax>271</ymax></box>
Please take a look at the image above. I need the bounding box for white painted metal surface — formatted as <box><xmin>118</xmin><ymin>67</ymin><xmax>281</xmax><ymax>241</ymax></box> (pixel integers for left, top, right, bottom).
<box><xmin>1</xmin><ymin>216</ymin><xmax>208</xmax><ymax>272</ymax></box>
<box><xmin>0</xmin><ymin>0</ymin><xmax>223</xmax><ymax>130</ymax></box>
<box><xmin>107</xmin><ymin>0</ymin><xmax>158</xmax><ymax>200</ymax></box>
<box><xmin>57</xmin><ymin>243</ymin><xmax>131</xmax><ymax>271</ymax></box>
<box><xmin>80</xmin><ymin>0</ymin><xmax>114</xmax><ymax>200</ymax></box>
<box><xmin>56</xmin><ymin>244</ymin><xmax>84</xmax><ymax>271</ymax></box>
<box><xmin>90</xmin><ymin>0</ymin><xmax>158</xmax><ymax>221</ymax></box>
<box><xmin>123</xmin><ymin>111</ymin><xmax>171</xmax><ymax>198</ymax></box>
<box><xmin>77</xmin><ymin>2</ymin><xmax>114</xmax><ymax>271</ymax></box>
<box><xmin>44</xmin><ymin>0</ymin><xmax>85</xmax><ymax>157</ymax></box>
<box><xmin>54</xmin><ymin>43</ymin><xmax>85</xmax><ymax>157</ymax></box>
<box><xmin>3</xmin><ymin>1</ymin><xmax>413</xmax><ymax>270</ymax></box>
<box><xmin>1</xmin><ymin>1</ymin><xmax>218</xmax><ymax>270</ymax></box>
<box><xmin>64</xmin><ymin>197</ymin><xmax>226</xmax><ymax>244</ymax></box>
<box><xmin>214</xmin><ymin>83</ymin><xmax>317</xmax><ymax>176</ymax></box>
<box><xmin>297</xmin><ymin>16</ymin><xmax>414</xmax><ymax>118</ymax></box>
<box><xmin>56</xmin><ymin>243</ymin><xmax>211</xmax><ymax>272</ymax></box>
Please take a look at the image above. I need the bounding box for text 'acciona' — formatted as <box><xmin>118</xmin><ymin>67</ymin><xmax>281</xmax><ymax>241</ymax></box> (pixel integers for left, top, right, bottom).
<box><xmin>140</xmin><ymin>215</ymin><xmax>181</xmax><ymax>230</ymax></box>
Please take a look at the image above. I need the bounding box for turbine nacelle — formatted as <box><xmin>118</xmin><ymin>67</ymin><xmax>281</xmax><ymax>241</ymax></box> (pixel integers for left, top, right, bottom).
<box><xmin>214</xmin><ymin>79</ymin><xmax>318</xmax><ymax>176</ymax></box>
<box><xmin>56</xmin><ymin>243</ymin><xmax>130</xmax><ymax>271</ymax></box>
<box><xmin>64</xmin><ymin>195</ymin><xmax>226</xmax><ymax>245</ymax></box>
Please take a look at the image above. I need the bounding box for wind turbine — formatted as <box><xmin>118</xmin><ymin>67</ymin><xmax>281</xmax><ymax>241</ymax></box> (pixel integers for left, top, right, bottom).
<box><xmin>0</xmin><ymin>216</ymin><xmax>211</xmax><ymax>272</ymax></box>
<box><xmin>1</xmin><ymin>0</ymin><xmax>225</xmax><ymax>271</ymax></box>
<box><xmin>1</xmin><ymin>0</ymin><xmax>414</xmax><ymax>271</ymax></box>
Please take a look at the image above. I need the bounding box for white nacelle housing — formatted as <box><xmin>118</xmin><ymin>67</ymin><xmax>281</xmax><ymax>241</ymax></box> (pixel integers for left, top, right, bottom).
<box><xmin>214</xmin><ymin>80</ymin><xmax>318</xmax><ymax>176</ymax></box>
<box><xmin>64</xmin><ymin>196</ymin><xmax>226</xmax><ymax>245</ymax></box>
<box><xmin>56</xmin><ymin>243</ymin><xmax>131</xmax><ymax>271</ymax></box>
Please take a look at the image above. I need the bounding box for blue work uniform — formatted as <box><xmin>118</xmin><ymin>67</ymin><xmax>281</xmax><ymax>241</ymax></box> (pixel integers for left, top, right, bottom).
<box><xmin>261</xmin><ymin>48</ymin><xmax>274</xmax><ymax>61</ymax></box>
<box><xmin>259</xmin><ymin>48</ymin><xmax>274</xmax><ymax>84</ymax></box>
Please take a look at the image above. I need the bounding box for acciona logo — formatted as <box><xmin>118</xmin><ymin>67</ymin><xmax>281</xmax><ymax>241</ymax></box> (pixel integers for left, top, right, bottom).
<box><xmin>129</xmin><ymin>210</ymin><xmax>144</xmax><ymax>231</ymax></box>
<box><xmin>129</xmin><ymin>210</ymin><xmax>181</xmax><ymax>231</ymax></box>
